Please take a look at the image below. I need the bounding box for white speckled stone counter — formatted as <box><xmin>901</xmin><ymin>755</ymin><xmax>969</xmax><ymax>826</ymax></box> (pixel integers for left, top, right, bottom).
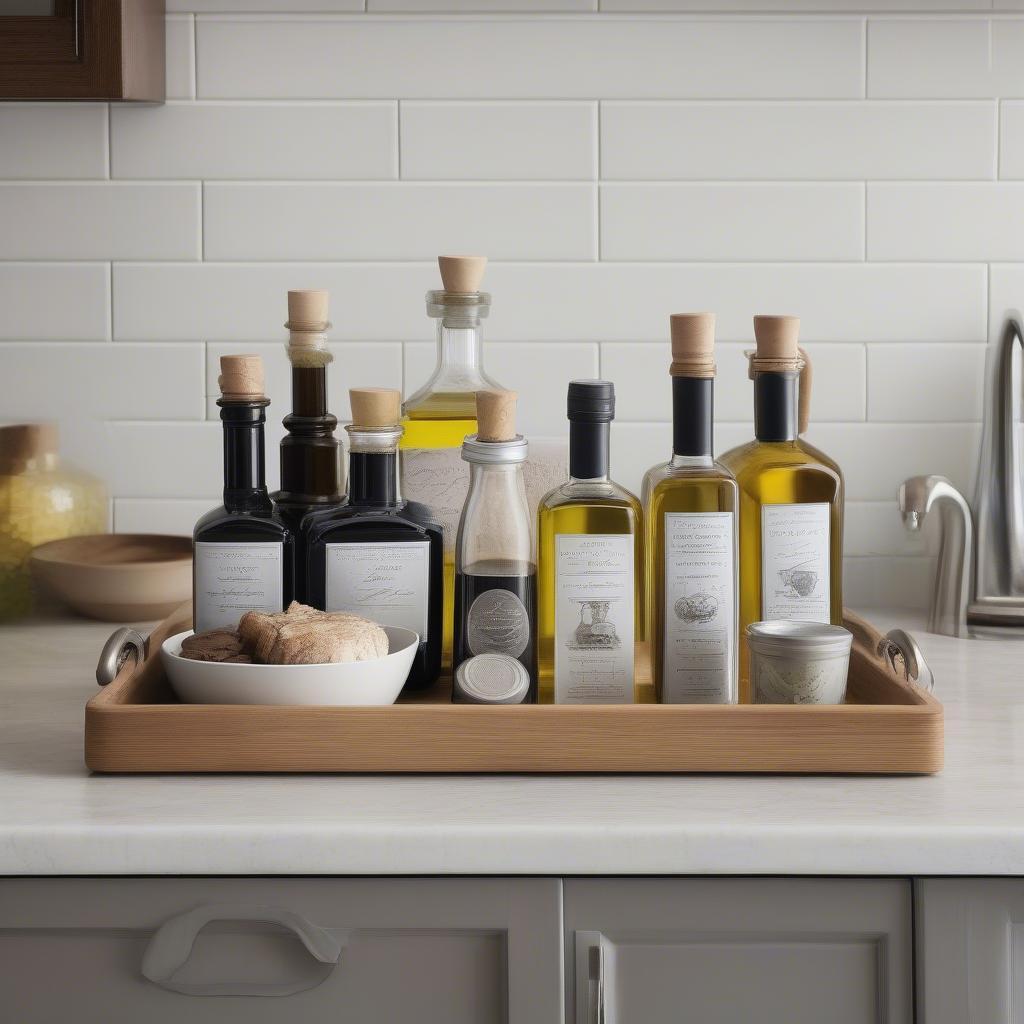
<box><xmin>0</xmin><ymin>610</ymin><xmax>1021</xmax><ymax>876</ymax></box>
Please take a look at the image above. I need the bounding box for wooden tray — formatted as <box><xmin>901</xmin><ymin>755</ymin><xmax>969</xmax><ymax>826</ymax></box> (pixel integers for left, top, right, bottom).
<box><xmin>85</xmin><ymin>605</ymin><xmax>943</xmax><ymax>774</ymax></box>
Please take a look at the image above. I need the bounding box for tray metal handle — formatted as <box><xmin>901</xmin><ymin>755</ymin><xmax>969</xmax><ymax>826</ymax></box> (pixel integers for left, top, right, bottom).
<box><xmin>141</xmin><ymin>903</ymin><xmax>344</xmax><ymax>997</ymax></box>
<box><xmin>95</xmin><ymin>627</ymin><xmax>146</xmax><ymax>686</ymax></box>
<box><xmin>877</xmin><ymin>628</ymin><xmax>935</xmax><ymax>693</ymax></box>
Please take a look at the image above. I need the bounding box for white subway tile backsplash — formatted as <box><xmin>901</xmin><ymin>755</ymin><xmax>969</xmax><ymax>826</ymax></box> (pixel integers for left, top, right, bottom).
<box><xmin>867</xmin><ymin>184</ymin><xmax>1024</xmax><ymax>261</ymax></box>
<box><xmin>400</xmin><ymin>102</ymin><xmax>595</xmax><ymax>180</ymax></box>
<box><xmin>111</xmin><ymin>102</ymin><xmax>397</xmax><ymax>180</ymax></box>
<box><xmin>114</xmin><ymin>498</ymin><xmax>215</xmax><ymax>536</ymax></box>
<box><xmin>601</xmin><ymin>101</ymin><xmax>996</xmax><ymax>181</ymax></box>
<box><xmin>843</xmin><ymin>557</ymin><xmax>931</xmax><ymax>611</ymax></box>
<box><xmin>203</xmin><ymin>183</ymin><xmax>596</xmax><ymax>260</ymax></box>
<box><xmin>0</xmin><ymin>104</ymin><xmax>108</xmax><ymax>179</ymax></box>
<box><xmin>197</xmin><ymin>17</ymin><xmax>864</xmax><ymax>100</ymax></box>
<box><xmin>0</xmin><ymin>184</ymin><xmax>200</xmax><ymax>261</ymax></box>
<box><xmin>206</xmin><ymin>341</ymin><xmax>403</xmax><ymax>420</ymax></box>
<box><xmin>868</xmin><ymin>19</ymin><xmax>1024</xmax><ymax>99</ymax></box>
<box><xmin>0</xmin><ymin>344</ymin><xmax>204</xmax><ymax>422</ymax></box>
<box><xmin>601</xmin><ymin>183</ymin><xmax>863</xmax><ymax>261</ymax></box>
<box><xmin>999</xmin><ymin>101</ymin><xmax>1024</xmax><ymax>177</ymax></box>
<box><xmin>868</xmin><ymin>344</ymin><xmax>986</xmax><ymax>422</ymax></box>
<box><xmin>845</xmin><ymin>501</ymin><xmax>930</xmax><ymax>559</ymax></box>
<box><xmin>113</xmin><ymin>261</ymin><xmax>987</xmax><ymax>343</ymax></box>
<box><xmin>806</xmin><ymin>422</ymin><xmax>981</xmax><ymax>503</ymax></box>
<box><xmin>603</xmin><ymin>341</ymin><xmax>865</xmax><ymax>423</ymax></box>
<box><xmin>989</xmin><ymin>264</ymin><xmax>1024</xmax><ymax>338</ymax></box>
<box><xmin>166</xmin><ymin>15</ymin><xmax>196</xmax><ymax>100</ymax></box>
<box><xmin>0</xmin><ymin>264</ymin><xmax>109</xmax><ymax>341</ymax></box>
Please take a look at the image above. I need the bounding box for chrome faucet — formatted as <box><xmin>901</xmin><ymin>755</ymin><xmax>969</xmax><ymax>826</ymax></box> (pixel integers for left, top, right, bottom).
<box><xmin>970</xmin><ymin>312</ymin><xmax>1024</xmax><ymax>632</ymax></box>
<box><xmin>898</xmin><ymin>475</ymin><xmax>973</xmax><ymax>638</ymax></box>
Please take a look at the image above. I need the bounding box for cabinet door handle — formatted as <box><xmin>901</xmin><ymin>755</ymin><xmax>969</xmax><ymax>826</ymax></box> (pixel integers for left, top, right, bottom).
<box><xmin>577</xmin><ymin>931</ymin><xmax>608</xmax><ymax>1024</ymax></box>
<box><xmin>142</xmin><ymin>903</ymin><xmax>344</xmax><ymax>997</ymax></box>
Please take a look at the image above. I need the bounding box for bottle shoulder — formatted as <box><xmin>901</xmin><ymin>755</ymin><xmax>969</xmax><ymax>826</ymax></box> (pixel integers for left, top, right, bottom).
<box><xmin>539</xmin><ymin>479</ymin><xmax>641</xmax><ymax>513</ymax></box>
<box><xmin>720</xmin><ymin>439</ymin><xmax>841</xmax><ymax>484</ymax></box>
<box><xmin>304</xmin><ymin>501</ymin><xmax>442</xmax><ymax>542</ymax></box>
<box><xmin>194</xmin><ymin>506</ymin><xmax>291</xmax><ymax>542</ymax></box>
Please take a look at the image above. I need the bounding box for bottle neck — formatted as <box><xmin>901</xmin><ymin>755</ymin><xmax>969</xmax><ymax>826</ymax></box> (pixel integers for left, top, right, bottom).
<box><xmin>672</xmin><ymin>375</ymin><xmax>713</xmax><ymax>458</ymax></box>
<box><xmin>568</xmin><ymin>420</ymin><xmax>610</xmax><ymax>482</ymax></box>
<box><xmin>435</xmin><ymin>320</ymin><xmax>484</xmax><ymax>377</ymax></box>
<box><xmin>291</xmin><ymin>365</ymin><xmax>327</xmax><ymax>418</ymax></box>
<box><xmin>220</xmin><ymin>401</ymin><xmax>271</xmax><ymax>513</ymax></box>
<box><xmin>754</xmin><ymin>371</ymin><xmax>799</xmax><ymax>443</ymax></box>
<box><xmin>346</xmin><ymin>426</ymin><xmax>402</xmax><ymax>507</ymax></box>
<box><xmin>279</xmin><ymin>365</ymin><xmax>342</xmax><ymax>502</ymax></box>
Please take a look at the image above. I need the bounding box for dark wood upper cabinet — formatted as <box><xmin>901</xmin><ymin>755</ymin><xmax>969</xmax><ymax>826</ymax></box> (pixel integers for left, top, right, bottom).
<box><xmin>0</xmin><ymin>0</ymin><xmax>165</xmax><ymax>101</ymax></box>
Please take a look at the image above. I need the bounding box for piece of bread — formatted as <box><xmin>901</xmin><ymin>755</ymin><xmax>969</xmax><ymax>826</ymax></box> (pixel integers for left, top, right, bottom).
<box><xmin>180</xmin><ymin>629</ymin><xmax>250</xmax><ymax>663</ymax></box>
<box><xmin>237</xmin><ymin>602</ymin><xmax>389</xmax><ymax>665</ymax></box>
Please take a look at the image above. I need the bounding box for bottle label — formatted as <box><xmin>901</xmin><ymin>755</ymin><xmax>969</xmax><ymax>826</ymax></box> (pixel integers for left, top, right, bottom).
<box><xmin>467</xmin><ymin>589</ymin><xmax>531</xmax><ymax>659</ymax></box>
<box><xmin>325</xmin><ymin>540</ymin><xmax>430</xmax><ymax>639</ymax></box>
<box><xmin>193</xmin><ymin>541</ymin><xmax>284</xmax><ymax>632</ymax></box>
<box><xmin>662</xmin><ymin>511</ymin><xmax>736</xmax><ymax>704</ymax></box>
<box><xmin>760</xmin><ymin>503</ymin><xmax>831</xmax><ymax>621</ymax></box>
<box><xmin>400</xmin><ymin>448</ymin><xmax>467</xmax><ymax>557</ymax></box>
<box><xmin>554</xmin><ymin>534</ymin><xmax>635</xmax><ymax>704</ymax></box>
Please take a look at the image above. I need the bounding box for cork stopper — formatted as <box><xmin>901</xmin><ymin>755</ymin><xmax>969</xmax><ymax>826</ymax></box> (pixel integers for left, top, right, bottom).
<box><xmin>0</xmin><ymin>422</ymin><xmax>58</xmax><ymax>472</ymax></box>
<box><xmin>218</xmin><ymin>354</ymin><xmax>265</xmax><ymax>400</ymax></box>
<box><xmin>475</xmin><ymin>389</ymin><xmax>517</xmax><ymax>442</ymax></box>
<box><xmin>669</xmin><ymin>313</ymin><xmax>716</xmax><ymax>378</ymax></box>
<box><xmin>750</xmin><ymin>315</ymin><xmax>803</xmax><ymax>374</ymax></box>
<box><xmin>349</xmin><ymin>387</ymin><xmax>401</xmax><ymax>429</ymax></box>
<box><xmin>286</xmin><ymin>289</ymin><xmax>329</xmax><ymax>331</ymax></box>
<box><xmin>438</xmin><ymin>255</ymin><xmax>486</xmax><ymax>294</ymax></box>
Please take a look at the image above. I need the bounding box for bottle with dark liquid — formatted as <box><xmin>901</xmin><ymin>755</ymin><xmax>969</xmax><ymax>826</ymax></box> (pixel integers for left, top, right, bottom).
<box><xmin>193</xmin><ymin>355</ymin><xmax>293</xmax><ymax>633</ymax></box>
<box><xmin>453</xmin><ymin>390</ymin><xmax>536</xmax><ymax>700</ymax></box>
<box><xmin>304</xmin><ymin>388</ymin><xmax>443</xmax><ymax>691</ymax></box>
<box><xmin>272</xmin><ymin>289</ymin><xmax>343</xmax><ymax>600</ymax></box>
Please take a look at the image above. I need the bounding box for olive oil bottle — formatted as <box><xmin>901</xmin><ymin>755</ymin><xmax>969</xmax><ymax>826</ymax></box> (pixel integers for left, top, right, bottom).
<box><xmin>646</xmin><ymin>314</ymin><xmax>739</xmax><ymax>704</ymax></box>
<box><xmin>719</xmin><ymin>316</ymin><xmax>843</xmax><ymax>702</ymax></box>
<box><xmin>400</xmin><ymin>255</ymin><xmax>502</xmax><ymax>671</ymax></box>
<box><xmin>537</xmin><ymin>380</ymin><xmax>643</xmax><ymax>704</ymax></box>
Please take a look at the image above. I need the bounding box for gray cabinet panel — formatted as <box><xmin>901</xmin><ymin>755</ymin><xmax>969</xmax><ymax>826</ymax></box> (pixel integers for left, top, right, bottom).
<box><xmin>565</xmin><ymin>878</ymin><xmax>912</xmax><ymax>1024</ymax></box>
<box><xmin>916</xmin><ymin>878</ymin><xmax>1024</xmax><ymax>1024</ymax></box>
<box><xmin>0</xmin><ymin>877</ymin><xmax>563</xmax><ymax>1024</ymax></box>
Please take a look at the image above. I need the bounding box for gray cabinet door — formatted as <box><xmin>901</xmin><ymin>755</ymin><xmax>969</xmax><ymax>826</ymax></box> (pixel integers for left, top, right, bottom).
<box><xmin>916</xmin><ymin>878</ymin><xmax>1024</xmax><ymax>1024</ymax></box>
<box><xmin>0</xmin><ymin>877</ymin><xmax>562</xmax><ymax>1024</ymax></box>
<box><xmin>564</xmin><ymin>878</ymin><xmax>912</xmax><ymax>1024</ymax></box>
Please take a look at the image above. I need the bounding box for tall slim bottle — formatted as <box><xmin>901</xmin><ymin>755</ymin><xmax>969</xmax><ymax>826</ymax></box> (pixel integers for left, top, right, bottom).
<box><xmin>646</xmin><ymin>314</ymin><xmax>739</xmax><ymax>704</ymax></box>
<box><xmin>453</xmin><ymin>390</ymin><xmax>536</xmax><ymax>697</ymax></box>
<box><xmin>305</xmin><ymin>388</ymin><xmax>444</xmax><ymax>691</ymax></box>
<box><xmin>537</xmin><ymin>380</ymin><xmax>643</xmax><ymax>705</ymax></box>
<box><xmin>193</xmin><ymin>355</ymin><xmax>293</xmax><ymax>632</ymax></box>
<box><xmin>272</xmin><ymin>289</ymin><xmax>343</xmax><ymax>600</ymax></box>
<box><xmin>400</xmin><ymin>255</ymin><xmax>502</xmax><ymax>672</ymax></box>
<box><xmin>719</xmin><ymin>316</ymin><xmax>843</xmax><ymax>702</ymax></box>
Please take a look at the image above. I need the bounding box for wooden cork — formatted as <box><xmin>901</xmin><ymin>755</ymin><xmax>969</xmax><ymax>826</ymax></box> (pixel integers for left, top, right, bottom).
<box><xmin>438</xmin><ymin>255</ymin><xmax>487</xmax><ymax>294</ymax></box>
<box><xmin>476</xmin><ymin>389</ymin><xmax>517</xmax><ymax>442</ymax></box>
<box><xmin>350</xmin><ymin>387</ymin><xmax>401</xmax><ymax>428</ymax></box>
<box><xmin>286</xmin><ymin>289</ymin><xmax>330</xmax><ymax>331</ymax></box>
<box><xmin>751</xmin><ymin>315</ymin><xmax>802</xmax><ymax>373</ymax></box>
<box><xmin>218</xmin><ymin>354</ymin><xmax>265</xmax><ymax>399</ymax></box>
<box><xmin>669</xmin><ymin>313</ymin><xmax>716</xmax><ymax>378</ymax></box>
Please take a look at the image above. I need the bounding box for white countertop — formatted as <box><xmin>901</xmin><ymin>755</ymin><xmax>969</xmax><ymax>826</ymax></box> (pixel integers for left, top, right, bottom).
<box><xmin>1</xmin><ymin>609</ymin><xmax>1022</xmax><ymax>877</ymax></box>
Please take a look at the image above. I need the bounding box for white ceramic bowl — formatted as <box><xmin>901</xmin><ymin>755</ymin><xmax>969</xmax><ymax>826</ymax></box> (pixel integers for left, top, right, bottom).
<box><xmin>161</xmin><ymin>627</ymin><xmax>419</xmax><ymax>706</ymax></box>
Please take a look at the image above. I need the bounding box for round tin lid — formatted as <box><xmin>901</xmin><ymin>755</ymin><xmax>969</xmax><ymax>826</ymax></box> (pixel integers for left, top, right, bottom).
<box><xmin>745</xmin><ymin>620</ymin><xmax>853</xmax><ymax>657</ymax></box>
<box><xmin>455</xmin><ymin>654</ymin><xmax>530</xmax><ymax>704</ymax></box>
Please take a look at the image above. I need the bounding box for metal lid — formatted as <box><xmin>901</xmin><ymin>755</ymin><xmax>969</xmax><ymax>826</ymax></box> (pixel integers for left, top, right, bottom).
<box><xmin>567</xmin><ymin>379</ymin><xmax>615</xmax><ymax>423</ymax></box>
<box><xmin>461</xmin><ymin>434</ymin><xmax>528</xmax><ymax>465</ymax></box>
<box><xmin>746</xmin><ymin>620</ymin><xmax>853</xmax><ymax>657</ymax></box>
<box><xmin>454</xmin><ymin>654</ymin><xmax>530</xmax><ymax>704</ymax></box>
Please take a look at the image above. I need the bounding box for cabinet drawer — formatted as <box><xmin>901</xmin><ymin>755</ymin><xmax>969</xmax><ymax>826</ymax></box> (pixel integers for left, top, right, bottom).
<box><xmin>564</xmin><ymin>878</ymin><xmax>912</xmax><ymax>1024</ymax></box>
<box><xmin>0</xmin><ymin>877</ymin><xmax>561</xmax><ymax>1024</ymax></box>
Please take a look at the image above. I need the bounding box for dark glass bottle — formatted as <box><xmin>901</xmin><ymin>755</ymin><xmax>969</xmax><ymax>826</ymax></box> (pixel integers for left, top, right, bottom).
<box><xmin>304</xmin><ymin>388</ymin><xmax>444</xmax><ymax>691</ymax></box>
<box><xmin>452</xmin><ymin>390</ymin><xmax>536</xmax><ymax>701</ymax></box>
<box><xmin>193</xmin><ymin>355</ymin><xmax>293</xmax><ymax>633</ymax></box>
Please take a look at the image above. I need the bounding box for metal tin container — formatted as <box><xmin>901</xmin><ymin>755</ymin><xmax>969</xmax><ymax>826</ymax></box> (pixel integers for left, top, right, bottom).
<box><xmin>746</xmin><ymin>620</ymin><xmax>853</xmax><ymax>705</ymax></box>
<box><xmin>453</xmin><ymin>653</ymin><xmax>531</xmax><ymax>705</ymax></box>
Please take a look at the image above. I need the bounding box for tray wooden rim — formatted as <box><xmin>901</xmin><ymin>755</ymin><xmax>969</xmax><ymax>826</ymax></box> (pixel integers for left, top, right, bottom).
<box><xmin>85</xmin><ymin>604</ymin><xmax>943</xmax><ymax>775</ymax></box>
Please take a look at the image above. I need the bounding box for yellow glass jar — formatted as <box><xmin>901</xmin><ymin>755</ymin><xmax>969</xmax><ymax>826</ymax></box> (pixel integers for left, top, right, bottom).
<box><xmin>0</xmin><ymin>424</ymin><xmax>108</xmax><ymax>619</ymax></box>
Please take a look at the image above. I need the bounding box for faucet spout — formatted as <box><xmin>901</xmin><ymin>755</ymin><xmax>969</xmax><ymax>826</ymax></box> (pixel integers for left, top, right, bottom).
<box><xmin>898</xmin><ymin>475</ymin><xmax>973</xmax><ymax>638</ymax></box>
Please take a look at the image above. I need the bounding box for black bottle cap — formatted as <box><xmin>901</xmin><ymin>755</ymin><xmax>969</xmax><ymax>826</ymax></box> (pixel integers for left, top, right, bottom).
<box><xmin>567</xmin><ymin>379</ymin><xmax>615</xmax><ymax>423</ymax></box>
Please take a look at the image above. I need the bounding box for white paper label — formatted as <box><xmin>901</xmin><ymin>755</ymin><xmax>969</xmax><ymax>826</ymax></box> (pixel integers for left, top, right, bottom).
<box><xmin>400</xmin><ymin>448</ymin><xmax>467</xmax><ymax>556</ymax></box>
<box><xmin>662</xmin><ymin>511</ymin><xmax>737</xmax><ymax>704</ymax></box>
<box><xmin>193</xmin><ymin>541</ymin><xmax>284</xmax><ymax>632</ymax></box>
<box><xmin>761</xmin><ymin>503</ymin><xmax>831</xmax><ymax>621</ymax></box>
<box><xmin>554</xmin><ymin>534</ymin><xmax>635</xmax><ymax>704</ymax></box>
<box><xmin>325</xmin><ymin>541</ymin><xmax>430</xmax><ymax>638</ymax></box>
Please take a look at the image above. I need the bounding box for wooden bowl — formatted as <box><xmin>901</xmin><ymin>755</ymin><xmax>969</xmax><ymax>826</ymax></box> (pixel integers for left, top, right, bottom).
<box><xmin>30</xmin><ymin>534</ymin><xmax>192</xmax><ymax>622</ymax></box>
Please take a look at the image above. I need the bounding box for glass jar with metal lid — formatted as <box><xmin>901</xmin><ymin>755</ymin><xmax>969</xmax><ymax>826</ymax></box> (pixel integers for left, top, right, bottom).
<box><xmin>746</xmin><ymin>620</ymin><xmax>853</xmax><ymax>705</ymax></box>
